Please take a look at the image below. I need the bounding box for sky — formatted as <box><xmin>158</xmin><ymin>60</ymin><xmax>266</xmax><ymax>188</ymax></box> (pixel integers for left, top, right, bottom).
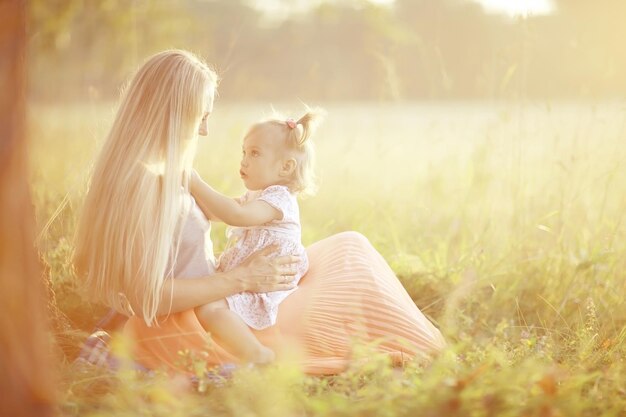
<box><xmin>475</xmin><ymin>0</ymin><xmax>555</xmax><ymax>17</ymax></box>
<box><xmin>250</xmin><ymin>0</ymin><xmax>556</xmax><ymax>18</ymax></box>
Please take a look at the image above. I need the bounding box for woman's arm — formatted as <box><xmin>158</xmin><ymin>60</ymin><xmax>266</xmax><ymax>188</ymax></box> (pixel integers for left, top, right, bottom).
<box><xmin>129</xmin><ymin>245</ymin><xmax>300</xmax><ymax>318</ymax></box>
<box><xmin>190</xmin><ymin>171</ymin><xmax>280</xmax><ymax>227</ymax></box>
<box><xmin>155</xmin><ymin>272</ymin><xmax>244</xmax><ymax>316</ymax></box>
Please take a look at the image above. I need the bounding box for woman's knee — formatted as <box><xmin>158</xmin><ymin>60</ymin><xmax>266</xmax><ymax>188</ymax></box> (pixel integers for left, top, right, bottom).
<box><xmin>338</xmin><ymin>231</ymin><xmax>371</xmax><ymax>248</ymax></box>
<box><xmin>338</xmin><ymin>230</ymin><xmax>374</xmax><ymax>251</ymax></box>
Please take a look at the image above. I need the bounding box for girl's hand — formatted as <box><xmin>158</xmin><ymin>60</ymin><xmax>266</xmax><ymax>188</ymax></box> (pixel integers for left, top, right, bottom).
<box><xmin>234</xmin><ymin>245</ymin><xmax>300</xmax><ymax>293</ymax></box>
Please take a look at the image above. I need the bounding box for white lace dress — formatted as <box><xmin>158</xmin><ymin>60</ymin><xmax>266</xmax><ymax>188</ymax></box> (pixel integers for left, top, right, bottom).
<box><xmin>219</xmin><ymin>185</ymin><xmax>308</xmax><ymax>329</ymax></box>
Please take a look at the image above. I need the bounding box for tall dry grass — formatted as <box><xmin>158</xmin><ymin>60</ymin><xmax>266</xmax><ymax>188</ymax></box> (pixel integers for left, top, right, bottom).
<box><xmin>31</xmin><ymin>100</ymin><xmax>626</xmax><ymax>416</ymax></box>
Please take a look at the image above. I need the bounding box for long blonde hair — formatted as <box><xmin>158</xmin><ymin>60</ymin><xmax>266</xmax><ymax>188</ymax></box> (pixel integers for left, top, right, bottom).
<box><xmin>73</xmin><ymin>50</ymin><xmax>217</xmax><ymax>326</ymax></box>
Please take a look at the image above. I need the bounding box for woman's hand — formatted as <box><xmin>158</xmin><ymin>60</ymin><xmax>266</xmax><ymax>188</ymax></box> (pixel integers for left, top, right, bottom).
<box><xmin>233</xmin><ymin>245</ymin><xmax>300</xmax><ymax>293</ymax></box>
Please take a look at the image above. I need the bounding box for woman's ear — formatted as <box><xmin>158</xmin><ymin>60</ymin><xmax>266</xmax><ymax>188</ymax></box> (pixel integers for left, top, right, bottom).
<box><xmin>279</xmin><ymin>158</ymin><xmax>297</xmax><ymax>177</ymax></box>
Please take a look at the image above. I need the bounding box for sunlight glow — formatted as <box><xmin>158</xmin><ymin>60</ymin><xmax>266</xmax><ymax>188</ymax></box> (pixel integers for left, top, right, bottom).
<box><xmin>366</xmin><ymin>0</ymin><xmax>395</xmax><ymax>5</ymax></box>
<box><xmin>250</xmin><ymin>0</ymin><xmax>395</xmax><ymax>18</ymax></box>
<box><xmin>474</xmin><ymin>0</ymin><xmax>555</xmax><ymax>17</ymax></box>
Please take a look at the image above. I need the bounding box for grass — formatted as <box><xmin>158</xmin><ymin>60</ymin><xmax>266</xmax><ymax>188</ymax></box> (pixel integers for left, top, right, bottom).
<box><xmin>31</xmin><ymin>100</ymin><xmax>626</xmax><ymax>416</ymax></box>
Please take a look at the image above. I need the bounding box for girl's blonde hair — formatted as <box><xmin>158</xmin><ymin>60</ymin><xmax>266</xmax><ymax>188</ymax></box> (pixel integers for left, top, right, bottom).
<box><xmin>247</xmin><ymin>107</ymin><xmax>325</xmax><ymax>196</ymax></box>
<box><xmin>73</xmin><ymin>50</ymin><xmax>217</xmax><ymax>326</ymax></box>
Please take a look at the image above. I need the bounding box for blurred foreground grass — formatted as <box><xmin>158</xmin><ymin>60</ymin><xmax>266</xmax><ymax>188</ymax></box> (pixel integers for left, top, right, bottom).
<box><xmin>31</xmin><ymin>101</ymin><xmax>626</xmax><ymax>416</ymax></box>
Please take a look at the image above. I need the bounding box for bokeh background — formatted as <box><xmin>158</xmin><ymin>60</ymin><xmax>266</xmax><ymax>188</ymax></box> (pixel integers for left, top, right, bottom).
<box><xmin>28</xmin><ymin>0</ymin><xmax>626</xmax><ymax>101</ymax></box>
<box><xmin>24</xmin><ymin>1</ymin><xmax>626</xmax><ymax>415</ymax></box>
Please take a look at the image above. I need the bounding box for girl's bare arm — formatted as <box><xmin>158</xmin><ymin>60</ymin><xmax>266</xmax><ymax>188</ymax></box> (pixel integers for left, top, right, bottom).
<box><xmin>190</xmin><ymin>171</ymin><xmax>280</xmax><ymax>227</ymax></box>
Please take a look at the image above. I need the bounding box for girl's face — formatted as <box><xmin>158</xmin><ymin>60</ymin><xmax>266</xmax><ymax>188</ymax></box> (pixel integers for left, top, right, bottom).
<box><xmin>239</xmin><ymin>132</ymin><xmax>285</xmax><ymax>191</ymax></box>
<box><xmin>198</xmin><ymin>87</ymin><xmax>215</xmax><ymax>136</ymax></box>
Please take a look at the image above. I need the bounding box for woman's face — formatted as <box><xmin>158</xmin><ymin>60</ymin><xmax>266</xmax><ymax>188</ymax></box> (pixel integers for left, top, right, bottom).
<box><xmin>198</xmin><ymin>87</ymin><xmax>215</xmax><ymax>136</ymax></box>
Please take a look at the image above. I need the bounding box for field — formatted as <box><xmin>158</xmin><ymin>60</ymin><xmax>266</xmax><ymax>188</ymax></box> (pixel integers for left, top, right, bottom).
<box><xmin>31</xmin><ymin>101</ymin><xmax>626</xmax><ymax>416</ymax></box>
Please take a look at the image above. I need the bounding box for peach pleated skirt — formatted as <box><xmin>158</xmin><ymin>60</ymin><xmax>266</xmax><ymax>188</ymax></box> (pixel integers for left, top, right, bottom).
<box><xmin>124</xmin><ymin>232</ymin><xmax>446</xmax><ymax>375</ymax></box>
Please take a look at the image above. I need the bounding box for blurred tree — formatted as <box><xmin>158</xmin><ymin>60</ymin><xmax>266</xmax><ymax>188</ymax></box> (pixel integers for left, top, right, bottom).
<box><xmin>29</xmin><ymin>0</ymin><xmax>188</xmax><ymax>100</ymax></box>
<box><xmin>0</xmin><ymin>1</ymin><xmax>56</xmax><ymax>416</ymax></box>
<box><xmin>548</xmin><ymin>0</ymin><xmax>626</xmax><ymax>97</ymax></box>
<box><xmin>25</xmin><ymin>0</ymin><xmax>626</xmax><ymax>101</ymax></box>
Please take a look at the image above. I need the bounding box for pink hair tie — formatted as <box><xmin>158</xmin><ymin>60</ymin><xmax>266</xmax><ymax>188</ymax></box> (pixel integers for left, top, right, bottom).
<box><xmin>286</xmin><ymin>118</ymin><xmax>297</xmax><ymax>129</ymax></box>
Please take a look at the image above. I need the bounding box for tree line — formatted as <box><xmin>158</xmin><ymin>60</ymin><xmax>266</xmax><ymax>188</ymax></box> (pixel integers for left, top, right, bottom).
<box><xmin>28</xmin><ymin>0</ymin><xmax>626</xmax><ymax>101</ymax></box>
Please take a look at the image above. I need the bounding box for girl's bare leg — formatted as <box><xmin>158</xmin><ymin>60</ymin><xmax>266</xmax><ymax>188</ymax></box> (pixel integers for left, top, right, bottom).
<box><xmin>195</xmin><ymin>299</ymin><xmax>275</xmax><ymax>364</ymax></box>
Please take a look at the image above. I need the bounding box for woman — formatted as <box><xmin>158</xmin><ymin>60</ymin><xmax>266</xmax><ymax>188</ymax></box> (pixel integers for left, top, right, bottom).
<box><xmin>74</xmin><ymin>50</ymin><xmax>445</xmax><ymax>375</ymax></box>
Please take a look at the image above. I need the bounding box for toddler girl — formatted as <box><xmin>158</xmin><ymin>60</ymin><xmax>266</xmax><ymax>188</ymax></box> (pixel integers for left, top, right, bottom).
<box><xmin>190</xmin><ymin>109</ymin><xmax>323</xmax><ymax>364</ymax></box>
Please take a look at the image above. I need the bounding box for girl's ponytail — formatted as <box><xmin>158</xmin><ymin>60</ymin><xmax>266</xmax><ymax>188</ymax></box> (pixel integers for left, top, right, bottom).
<box><xmin>288</xmin><ymin>107</ymin><xmax>325</xmax><ymax>147</ymax></box>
